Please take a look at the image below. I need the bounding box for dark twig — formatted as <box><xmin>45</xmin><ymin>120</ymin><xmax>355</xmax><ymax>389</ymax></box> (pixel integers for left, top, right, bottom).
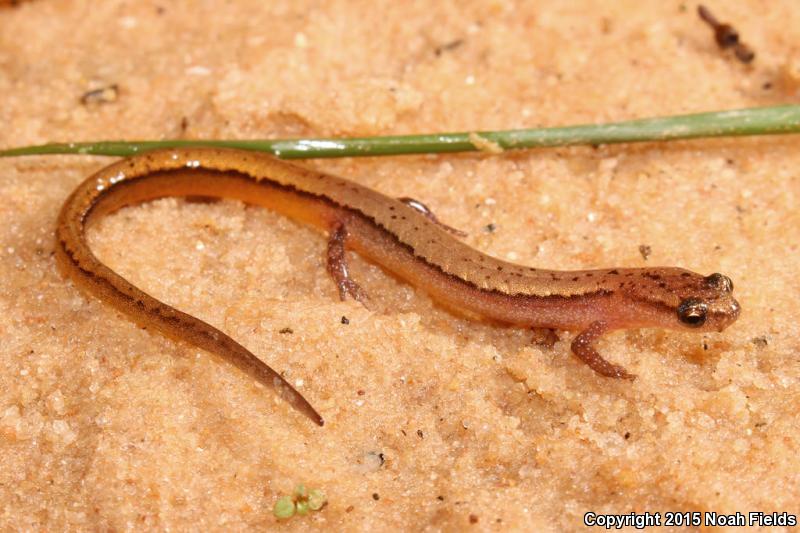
<box><xmin>697</xmin><ymin>5</ymin><xmax>755</xmax><ymax>64</ymax></box>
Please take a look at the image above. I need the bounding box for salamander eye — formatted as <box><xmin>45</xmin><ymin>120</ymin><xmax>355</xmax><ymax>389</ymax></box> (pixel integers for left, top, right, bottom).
<box><xmin>705</xmin><ymin>273</ymin><xmax>733</xmax><ymax>292</ymax></box>
<box><xmin>677</xmin><ymin>298</ymin><xmax>708</xmax><ymax>327</ymax></box>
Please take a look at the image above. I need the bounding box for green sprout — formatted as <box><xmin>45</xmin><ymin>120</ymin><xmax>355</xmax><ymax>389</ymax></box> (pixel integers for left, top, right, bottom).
<box><xmin>272</xmin><ymin>484</ymin><xmax>327</xmax><ymax>521</ymax></box>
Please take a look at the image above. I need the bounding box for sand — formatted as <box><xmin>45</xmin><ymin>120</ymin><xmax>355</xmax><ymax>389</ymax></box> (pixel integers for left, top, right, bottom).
<box><xmin>1</xmin><ymin>1</ymin><xmax>799</xmax><ymax>531</ymax></box>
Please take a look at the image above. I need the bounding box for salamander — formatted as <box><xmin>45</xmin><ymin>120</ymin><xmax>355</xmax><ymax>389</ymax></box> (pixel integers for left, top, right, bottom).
<box><xmin>55</xmin><ymin>147</ymin><xmax>741</xmax><ymax>426</ymax></box>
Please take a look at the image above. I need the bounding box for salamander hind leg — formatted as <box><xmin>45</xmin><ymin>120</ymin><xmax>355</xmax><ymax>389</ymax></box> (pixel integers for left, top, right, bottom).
<box><xmin>398</xmin><ymin>197</ymin><xmax>467</xmax><ymax>237</ymax></box>
<box><xmin>326</xmin><ymin>224</ymin><xmax>368</xmax><ymax>303</ymax></box>
<box><xmin>570</xmin><ymin>321</ymin><xmax>635</xmax><ymax>380</ymax></box>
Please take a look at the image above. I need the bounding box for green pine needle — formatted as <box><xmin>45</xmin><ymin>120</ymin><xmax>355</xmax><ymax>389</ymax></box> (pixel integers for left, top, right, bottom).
<box><xmin>2</xmin><ymin>105</ymin><xmax>799</xmax><ymax>160</ymax></box>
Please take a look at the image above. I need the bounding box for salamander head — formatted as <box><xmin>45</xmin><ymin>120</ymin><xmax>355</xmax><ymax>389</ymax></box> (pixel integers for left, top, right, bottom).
<box><xmin>611</xmin><ymin>269</ymin><xmax>740</xmax><ymax>332</ymax></box>
<box><xmin>673</xmin><ymin>272</ymin><xmax>740</xmax><ymax>332</ymax></box>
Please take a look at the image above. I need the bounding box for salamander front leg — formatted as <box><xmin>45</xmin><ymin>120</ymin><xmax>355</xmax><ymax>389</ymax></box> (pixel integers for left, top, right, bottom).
<box><xmin>398</xmin><ymin>197</ymin><xmax>467</xmax><ymax>237</ymax></box>
<box><xmin>326</xmin><ymin>224</ymin><xmax>368</xmax><ymax>303</ymax></box>
<box><xmin>570</xmin><ymin>321</ymin><xmax>635</xmax><ymax>380</ymax></box>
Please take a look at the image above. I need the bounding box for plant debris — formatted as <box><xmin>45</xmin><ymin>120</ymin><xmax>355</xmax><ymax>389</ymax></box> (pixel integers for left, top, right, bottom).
<box><xmin>80</xmin><ymin>84</ymin><xmax>119</xmax><ymax>105</ymax></box>
<box><xmin>434</xmin><ymin>38</ymin><xmax>464</xmax><ymax>56</ymax></box>
<box><xmin>697</xmin><ymin>5</ymin><xmax>755</xmax><ymax>64</ymax></box>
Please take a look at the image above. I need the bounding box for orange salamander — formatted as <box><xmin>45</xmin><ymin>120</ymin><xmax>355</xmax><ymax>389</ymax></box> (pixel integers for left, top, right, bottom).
<box><xmin>56</xmin><ymin>147</ymin><xmax>741</xmax><ymax>426</ymax></box>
